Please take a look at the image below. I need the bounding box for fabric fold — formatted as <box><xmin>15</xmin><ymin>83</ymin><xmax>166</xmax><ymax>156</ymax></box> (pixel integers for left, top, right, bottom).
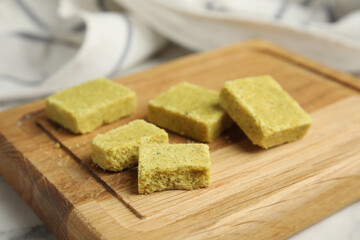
<box><xmin>0</xmin><ymin>0</ymin><xmax>359</xmax><ymax>103</ymax></box>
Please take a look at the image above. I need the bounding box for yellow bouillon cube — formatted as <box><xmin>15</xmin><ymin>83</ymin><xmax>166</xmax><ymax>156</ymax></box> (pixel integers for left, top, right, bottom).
<box><xmin>220</xmin><ymin>76</ymin><xmax>311</xmax><ymax>149</ymax></box>
<box><xmin>90</xmin><ymin>120</ymin><xmax>168</xmax><ymax>171</ymax></box>
<box><xmin>46</xmin><ymin>78</ymin><xmax>136</xmax><ymax>134</ymax></box>
<box><xmin>138</xmin><ymin>143</ymin><xmax>211</xmax><ymax>194</ymax></box>
<box><xmin>148</xmin><ymin>82</ymin><xmax>233</xmax><ymax>142</ymax></box>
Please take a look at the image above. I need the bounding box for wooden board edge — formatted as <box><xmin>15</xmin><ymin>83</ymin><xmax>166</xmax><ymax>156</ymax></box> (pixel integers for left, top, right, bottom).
<box><xmin>247</xmin><ymin>39</ymin><xmax>360</xmax><ymax>91</ymax></box>
<box><xmin>0</xmin><ymin>39</ymin><xmax>358</xmax><ymax>127</ymax></box>
<box><xmin>0</xmin><ymin>132</ymin><xmax>70</xmax><ymax>239</ymax></box>
<box><xmin>116</xmin><ymin>39</ymin><xmax>360</xmax><ymax>92</ymax></box>
<box><xmin>0</xmin><ymin>40</ymin><xmax>359</xmax><ymax>240</ymax></box>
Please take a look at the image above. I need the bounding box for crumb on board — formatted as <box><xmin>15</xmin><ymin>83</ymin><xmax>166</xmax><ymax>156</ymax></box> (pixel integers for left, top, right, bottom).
<box><xmin>54</xmin><ymin>142</ymin><xmax>60</xmax><ymax>148</ymax></box>
<box><xmin>56</xmin><ymin>156</ymin><xmax>70</xmax><ymax>167</ymax></box>
<box><xmin>224</xmin><ymin>135</ymin><xmax>232</xmax><ymax>143</ymax></box>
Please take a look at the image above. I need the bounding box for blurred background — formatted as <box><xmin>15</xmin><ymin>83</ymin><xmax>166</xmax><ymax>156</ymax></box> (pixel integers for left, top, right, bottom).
<box><xmin>1</xmin><ymin>0</ymin><xmax>360</xmax><ymax>239</ymax></box>
<box><xmin>1</xmin><ymin>0</ymin><xmax>360</xmax><ymax>111</ymax></box>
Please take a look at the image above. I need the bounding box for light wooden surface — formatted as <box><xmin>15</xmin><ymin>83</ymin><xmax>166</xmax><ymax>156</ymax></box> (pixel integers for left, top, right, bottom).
<box><xmin>0</xmin><ymin>40</ymin><xmax>359</xmax><ymax>240</ymax></box>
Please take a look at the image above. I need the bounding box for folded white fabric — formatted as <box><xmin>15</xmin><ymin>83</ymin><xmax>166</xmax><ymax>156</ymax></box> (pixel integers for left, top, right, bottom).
<box><xmin>117</xmin><ymin>0</ymin><xmax>360</xmax><ymax>72</ymax></box>
<box><xmin>0</xmin><ymin>0</ymin><xmax>359</xmax><ymax>103</ymax></box>
<box><xmin>0</xmin><ymin>0</ymin><xmax>166</xmax><ymax>101</ymax></box>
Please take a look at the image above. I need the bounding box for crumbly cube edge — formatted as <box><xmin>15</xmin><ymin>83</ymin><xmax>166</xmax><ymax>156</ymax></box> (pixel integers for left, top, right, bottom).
<box><xmin>138</xmin><ymin>143</ymin><xmax>211</xmax><ymax>194</ymax></box>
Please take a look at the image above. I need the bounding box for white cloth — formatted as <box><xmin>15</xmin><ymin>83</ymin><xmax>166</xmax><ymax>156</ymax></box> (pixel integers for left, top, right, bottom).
<box><xmin>0</xmin><ymin>0</ymin><xmax>166</xmax><ymax>101</ymax></box>
<box><xmin>117</xmin><ymin>0</ymin><xmax>360</xmax><ymax>71</ymax></box>
<box><xmin>1</xmin><ymin>0</ymin><xmax>360</xmax><ymax>103</ymax></box>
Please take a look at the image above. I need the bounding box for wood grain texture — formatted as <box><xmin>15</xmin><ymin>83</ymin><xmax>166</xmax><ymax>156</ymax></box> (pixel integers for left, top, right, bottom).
<box><xmin>0</xmin><ymin>40</ymin><xmax>359</xmax><ymax>239</ymax></box>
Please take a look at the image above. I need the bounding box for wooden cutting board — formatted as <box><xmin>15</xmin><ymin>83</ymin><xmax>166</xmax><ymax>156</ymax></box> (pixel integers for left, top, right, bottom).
<box><xmin>0</xmin><ymin>40</ymin><xmax>359</xmax><ymax>240</ymax></box>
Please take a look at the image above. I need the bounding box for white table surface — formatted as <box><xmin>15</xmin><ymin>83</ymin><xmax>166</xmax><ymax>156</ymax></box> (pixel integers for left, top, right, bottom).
<box><xmin>0</xmin><ymin>44</ymin><xmax>359</xmax><ymax>240</ymax></box>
